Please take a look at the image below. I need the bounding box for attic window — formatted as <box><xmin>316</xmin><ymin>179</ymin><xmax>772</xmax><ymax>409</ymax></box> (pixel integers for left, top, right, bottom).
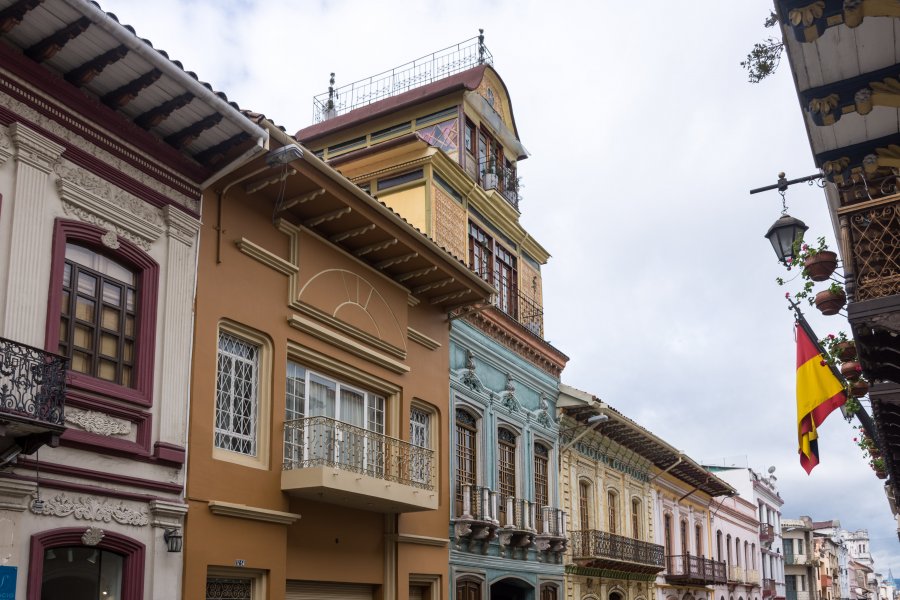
<box><xmin>416</xmin><ymin>106</ymin><xmax>458</xmax><ymax>127</ymax></box>
<box><xmin>327</xmin><ymin>135</ymin><xmax>367</xmax><ymax>156</ymax></box>
<box><xmin>376</xmin><ymin>169</ymin><xmax>423</xmax><ymax>192</ymax></box>
<box><xmin>371</xmin><ymin>122</ymin><xmax>412</xmax><ymax>142</ymax></box>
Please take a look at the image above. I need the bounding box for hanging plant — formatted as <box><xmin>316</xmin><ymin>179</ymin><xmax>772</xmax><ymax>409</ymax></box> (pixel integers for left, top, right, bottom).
<box><xmin>814</xmin><ymin>283</ymin><xmax>846</xmax><ymax>316</ymax></box>
<box><xmin>840</xmin><ymin>360</ymin><xmax>863</xmax><ymax>381</ymax></box>
<box><xmin>850</xmin><ymin>379</ymin><xmax>869</xmax><ymax>398</ymax></box>
<box><xmin>797</xmin><ymin>237</ymin><xmax>839</xmax><ymax>282</ymax></box>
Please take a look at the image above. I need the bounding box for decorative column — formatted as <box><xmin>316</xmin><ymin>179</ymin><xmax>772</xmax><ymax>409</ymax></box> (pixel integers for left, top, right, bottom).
<box><xmin>154</xmin><ymin>206</ymin><xmax>201</xmax><ymax>461</ymax></box>
<box><xmin>2</xmin><ymin>123</ymin><xmax>64</xmax><ymax>345</ymax></box>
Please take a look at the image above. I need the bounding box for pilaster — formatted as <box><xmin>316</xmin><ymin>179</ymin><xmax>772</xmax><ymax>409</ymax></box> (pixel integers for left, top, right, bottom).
<box><xmin>2</xmin><ymin>123</ymin><xmax>64</xmax><ymax>344</ymax></box>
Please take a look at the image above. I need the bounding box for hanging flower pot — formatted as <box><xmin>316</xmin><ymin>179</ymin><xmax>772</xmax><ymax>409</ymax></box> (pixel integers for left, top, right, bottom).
<box><xmin>875</xmin><ymin>468</ymin><xmax>887</xmax><ymax>480</ymax></box>
<box><xmin>840</xmin><ymin>361</ymin><xmax>863</xmax><ymax>381</ymax></box>
<box><xmin>836</xmin><ymin>341</ymin><xmax>857</xmax><ymax>362</ymax></box>
<box><xmin>850</xmin><ymin>379</ymin><xmax>869</xmax><ymax>398</ymax></box>
<box><xmin>804</xmin><ymin>251</ymin><xmax>838</xmax><ymax>282</ymax></box>
<box><xmin>814</xmin><ymin>287</ymin><xmax>846</xmax><ymax>316</ymax></box>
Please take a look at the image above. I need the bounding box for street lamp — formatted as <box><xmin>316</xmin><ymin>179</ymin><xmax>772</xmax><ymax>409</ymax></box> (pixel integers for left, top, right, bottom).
<box><xmin>764</xmin><ymin>213</ymin><xmax>809</xmax><ymax>266</ymax></box>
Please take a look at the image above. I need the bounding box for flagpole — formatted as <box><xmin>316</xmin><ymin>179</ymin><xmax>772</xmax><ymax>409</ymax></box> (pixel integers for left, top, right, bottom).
<box><xmin>787</xmin><ymin>298</ymin><xmax>882</xmax><ymax>453</ymax></box>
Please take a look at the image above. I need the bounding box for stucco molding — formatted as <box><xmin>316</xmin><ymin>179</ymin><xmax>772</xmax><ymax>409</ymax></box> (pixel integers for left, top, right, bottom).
<box><xmin>235</xmin><ymin>237</ymin><xmax>297</xmax><ymax>275</ymax></box>
<box><xmin>31</xmin><ymin>492</ymin><xmax>150</xmax><ymax>526</ymax></box>
<box><xmin>207</xmin><ymin>500</ymin><xmax>301</xmax><ymax>525</ymax></box>
<box><xmin>163</xmin><ymin>204</ymin><xmax>200</xmax><ymax>246</ymax></box>
<box><xmin>0</xmin><ymin>124</ymin><xmax>13</xmax><ymax>164</ymax></box>
<box><xmin>393</xmin><ymin>533</ymin><xmax>450</xmax><ymax>547</ymax></box>
<box><xmin>407</xmin><ymin>326</ymin><xmax>441</xmax><ymax>351</ymax></box>
<box><xmin>149</xmin><ymin>499</ymin><xmax>188</xmax><ymax>529</ymax></box>
<box><xmin>10</xmin><ymin>121</ymin><xmax>64</xmax><ymax>173</ymax></box>
<box><xmin>65</xmin><ymin>407</ymin><xmax>132</xmax><ymax>437</ymax></box>
<box><xmin>0</xmin><ymin>478</ymin><xmax>37</xmax><ymax>512</ymax></box>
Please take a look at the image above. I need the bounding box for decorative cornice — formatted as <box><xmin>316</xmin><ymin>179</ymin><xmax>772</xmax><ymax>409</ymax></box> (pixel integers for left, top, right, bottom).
<box><xmin>163</xmin><ymin>204</ymin><xmax>200</xmax><ymax>246</ymax></box>
<box><xmin>65</xmin><ymin>407</ymin><xmax>131</xmax><ymax>437</ymax></box>
<box><xmin>10</xmin><ymin>121</ymin><xmax>64</xmax><ymax>172</ymax></box>
<box><xmin>287</xmin><ymin>313</ymin><xmax>410</xmax><ymax>374</ymax></box>
<box><xmin>0</xmin><ymin>477</ymin><xmax>37</xmax><ymax>512</ymax></box>
<box><xmin>800</xmin><ymin>64</ymin><xmax>900</xmax><ymax>126</ymax></box>
<box><xmin>780</xmin><ymin>0</ymin><xmax>900</xmax><ymax>43</ymax></box>
<box><xmin>463</xmin><ymin>308</ymin><xmax>567</xmax><ymax>377</ymax></box>
<box><xmin>148</xmin><ymin>499</ymin><xmax>187</xmax><ymax>529</ymax></box>
<box><xmin>393</xmin><ymin>533</ymin><xmax>450</xmax><ymax>547</ymax></box>
<box><xmin>407</xmin><ymin>326</ymin><xmax>441</xmax><ymax>351</ymax></box>
<box><xmin>0</xmin><ymin>125</ymin><xmax>12</xmax><ymax>164</ymax></box>
<box><xmin>207</xmin><ymin>500</ymin><xmax>301</xmax><ymax>525</ymax></box>
<box><xmin>30</xmin><ymin>492</ymin><xmax>150</xmax><ymax>526</ymax></box>
<box><xmin>235</xmin><ymin>237</ymin><xmax>298</xmax><ymax>276</ymax></box>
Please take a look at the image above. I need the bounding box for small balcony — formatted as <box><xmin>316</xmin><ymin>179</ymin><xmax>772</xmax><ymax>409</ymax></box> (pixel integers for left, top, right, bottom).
<box><xmin>664</xmin><ymin>554</ymin><xmax>727</xmax><ymax>586</ymax></box>
<box><xmin>570</xmin><ymin>530</ymin><xmax>665</xmax><ymax>574</ymax></box>
<box><xmin>730</xmin><ymin>566</ymin><xmax>746</xmax><ymax>584</ymax></box>
<box><xmin>763</xmin><ymin>578</ymin><xmax>776</xmax><ymax>597</ymax></box>
<box><xmin>784</xmin><ymin>553</ymin><xmax>815</xmax><ymax>566</ymax></box>
<box><xmin>760</xmin><ymin>523</ymin><xmax>775</xmax><ymax>545</ymax></box>
<box><xmin>0</xmin><ymin>337</ymin><xmax>67</xmax><ymax>464</ymax></box>
<box><xmin>454</xmin><ymin>484</ymin><xmax>500</xmax><ymax>549</ymax></box>
<box><xmin>477</xmin><ymin>158</ymin><xmax>520</xmax><ymax>211</ymax></box>
<box><xmin>281</xmin><ymin>416</ymin><xmax>436</xmax><ymax>513</ymax></box>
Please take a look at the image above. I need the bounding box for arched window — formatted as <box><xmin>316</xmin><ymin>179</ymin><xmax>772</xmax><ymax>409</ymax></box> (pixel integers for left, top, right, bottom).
<box><xmin>497</xmin><ymin>427</ymin><xmax>517</xmax><ymax>521</ymax></box>
<box><xmin>540</xmin><ymin>584</ymin><xmax>559</xmax><ymax>600</ymax></box>
<box><xmin>534</xmin><ymin>443</ymin><xmax>550</xmax><ymax>532</ymax></box>
<box><xmin>578</xmin><ymin>480</ymin><xmax>591</xmax><ymax>531</ymax></box>
<box><xmin>744</xmin><ymin>541</ymin><xmax>750</xmax><ymax>571</ymax></box>
<box><xmin>455</xmin><ymin>408</ymin><xmax>478</xmax><ymax>514</ymax></box>
<box><xmin>736</xmin><ymin>537</ymin><xmax>742</xmax><ymax>566</ymax></box>
<box><xmin>664</xmin><ymin>514</ymin><xmax>673</xmax><ymax>561</ymax></box>
<box><xmin>726</xmin><ymin>534</ymin><xmax>733</xmax><ymax>567</ymax></box>
<box><xmin>680</xmin><ymin>519</ymin><xmax>688</xmax><ymax>555</ymax></box>
<box><xmin>752</xmin><ymin>543</ymin><xmax>756</xmax><ymax>569</ymax></box>
<box><xmin>695</xmin><ymin>523</ymin><xmax>703</xmax><ymax>556</ymax></box>
<box><xmin>607</xmin><ymin>490</ymin><xmax>619</xmax><ymax>534</ymax></box>
<box><xmin>631</xmin><ymin>498</ymin><xmax>641</xmax><ymax>539</ymax></box>
<box><xmin>456</xmin><ymin>579</ymin><xmax>482</xmax><ymax>600</ymax></box>
<box><xmin>717</xmin><ymin>530</ymin><xmax>724</xmax><ymax>562</ymax></box>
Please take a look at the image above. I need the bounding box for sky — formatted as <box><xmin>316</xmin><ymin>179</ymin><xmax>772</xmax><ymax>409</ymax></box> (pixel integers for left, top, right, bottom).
<box><xmin>94</xmin><ymin>0</ymin><xmax>899</xmax><ymax>575</ymax></box>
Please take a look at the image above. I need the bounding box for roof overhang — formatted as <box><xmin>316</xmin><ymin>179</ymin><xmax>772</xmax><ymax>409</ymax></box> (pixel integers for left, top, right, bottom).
<box><xmin>0</xmin><ymin>0</ymin><xmax>268</xmax><ymax>182</ymax></box>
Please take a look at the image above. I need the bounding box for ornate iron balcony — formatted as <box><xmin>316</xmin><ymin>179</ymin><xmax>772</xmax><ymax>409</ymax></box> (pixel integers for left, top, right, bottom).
<box><xmin>570</xmin><ymin>530</ymin><xmax>665</xmax><ymax>573</ymax></box>
<box><xmin>0</xmin><ymin>336</ymin><xmax>66</xmax><ymax>428</ymax></box>
<box><xmin>477</xmin><ymin>157</ymin><xmax>520</xmax><ymax>211</ymax></box>
<box><xmin>664</xmin><ymin>554</ymin><xmax>727</xmax><ymax>585</ymax></box>
<box><xmin>846</xmin><ymin>192</ymin><xmax>900</xmax><ymax>302</ymax></box>
<box><xmin>313</xmin><ymin>35</ymin><xmax>492</xmax><ymax>123</ymax></box>
<box><xmin>283</xmin><ymin>416</ymin><xmax>434</xmax><ymax>491</ymax></box>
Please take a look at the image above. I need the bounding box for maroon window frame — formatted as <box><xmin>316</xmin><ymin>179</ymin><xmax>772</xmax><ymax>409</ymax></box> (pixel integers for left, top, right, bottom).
<box><xmin>28</xmin><ymin>528</ymin><xmax>145</xmax><ymax>600</ymax></box>
<box><xmin>45</xmin><ymin>219</ymin><xmax>159</xmax><ymax>407</ymax></box>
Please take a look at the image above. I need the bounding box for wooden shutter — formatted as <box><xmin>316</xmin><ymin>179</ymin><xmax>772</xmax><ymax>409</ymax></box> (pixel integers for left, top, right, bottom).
<box><xmin>285</xmin><ymin>581</ymin><xmax>374</xmax><ymax>600</ymax></box>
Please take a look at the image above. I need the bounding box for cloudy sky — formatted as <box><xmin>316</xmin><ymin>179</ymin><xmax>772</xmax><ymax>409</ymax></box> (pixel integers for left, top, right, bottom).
<box><xmin>96</xmin><ymin>0</ymin><xmax>899</xmax><ymax>574</ymax></box>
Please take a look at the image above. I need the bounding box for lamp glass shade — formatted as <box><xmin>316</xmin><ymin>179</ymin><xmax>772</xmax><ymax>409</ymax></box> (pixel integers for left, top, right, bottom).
<box><xmin>764</xmin><ymin>214</ymin><xmax>809</xmax><ymax>265</ymax></box>
<box><xmin>163</xmin><ymin>528</ymin><xmax>183</xmax><ymax>553</ymax></box>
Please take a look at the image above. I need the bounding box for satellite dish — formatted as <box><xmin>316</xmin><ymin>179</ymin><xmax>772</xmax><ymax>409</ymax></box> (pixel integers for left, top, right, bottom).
<box><xmin>768</xmin><ymin>466</ymin><xmax>776</xmax><ymax>474</ymax></box>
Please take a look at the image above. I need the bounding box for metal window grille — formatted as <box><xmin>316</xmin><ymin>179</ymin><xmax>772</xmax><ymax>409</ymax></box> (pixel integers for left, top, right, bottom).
<box><xmin>455</xmin><ymin>409</ymin><xmax>477</xmax><ymax>506</ymax></box>
<box><xmin>579</xmin><ymin>481</ymin><xmax>591</xmax><ymax>531</ymax></box>
<box><xmin>497</xmin><ymin>429</ymin><xmax>516</xmax><ymax>520</ymax></box>
<box><xmin>409</xmin><ymin>407</ymin><xmax>431</xmax><ymax>484</ymax></box>
<box><xmin>215</xmin><ymin>332</ymin><xmax>259</xmax><ymax>456</ymax></box>
<box><xmin>206</xmin><ymin>578</ymin><xmax>252</xmax><ymax>600</ymax></box>
<box><xmin>533</xmin><ymin>444</ymin><xmax>549</xmax><ymax>532</ymax></box>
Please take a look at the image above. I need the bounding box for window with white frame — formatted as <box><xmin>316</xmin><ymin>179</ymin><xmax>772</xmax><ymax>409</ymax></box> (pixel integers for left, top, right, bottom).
<box><xmin>215</xmin><ymin>332</ymin><xmax>259</xmax><ymax>456</ymax></box>
<box><xmin>409</xmin><ymin>406</ymin><xmax>432</xmax><ymax>484</ymax></box>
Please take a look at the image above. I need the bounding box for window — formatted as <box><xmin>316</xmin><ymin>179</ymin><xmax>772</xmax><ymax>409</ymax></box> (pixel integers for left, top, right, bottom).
<box><xmin>727</xmin><ymin>534</ymin><xmax>733</xmax><ymax>566</ymax></box>
<box><xmin>717</xmin><ymin>530</ymin><xmax>724</xmax><ymax>562</ymax></box>
<box><xmin>735</xmin><ymin>537</ymin><xmax>741</xmax><ymax>566</ymax></box>
<box><xmin>216</xmin><ymin>332</ymin><xmax>259</xmax><ymax>456</ymax></box>
<box><xmin>409</xmin><ymin>406</ymin><xmax>432</xmax><ymax>484</ymax></box>
<box><xmin>607</xmin><ymin>491</ymin><xmax>618</xmax><ymax>534</ymax></box>
<box><xmin>207</xmin><ymin>578</ymin><xmax>252</xmax><ymax>600</ymax></box>
<box><xmin>456</xmin><ymin>579</ymin><xmax>481</xmax><ymax>600</ymax></box>
<box><xmin>534</xmin><ymin>443</ymin><xmax>549</xmax><ymax>531</ymax></box>
<box><xmin>468</xmin><ymin>221</ymin><xmax>518</xmax><ymax>319</ymax></box>
<box><xmin>497</xmin><ymin>427</ymin><xmax>517</xmax><ymax>518</ymax></box>
<box><xmin>281</xmin><ymin>363</ymin><xmax>386</xmax><ymax>474</ymax></box>
<box><xmin>696</xmin><ymin>524</ymin><xmax>703</xmax><ymax>556</ymax></box>
<box><xmin>455</xmin><ymin>408</ymin><xmax>477</xmax><ymax>508</ymax></box>
<box><xmin>680</xmin><ymin>519</ymin><xmax>688</xmax><ymax>555</ymax></box>
<box><xmin>578</xmin><ymin>480</ymin><xmax>591</xmax><ymax>531</ymax></box>
<box><xmin>631</xmin><ymin>498</ymin><xmax>641</xmax><ymax>539</ymax></box>
<box><xmin>664</xmin><ymin>514</ymin><xmax>673</xmax><ymax>568</ymax></box>
<box><xmin>464</xmin><ymin>119</ymin><xmax>476</xmax><ymax>155</ymax></box>
<box><xmin>540</xmin><ymin>584</ymin><xmax>558</xmax><ymax>600</ymax></box>
<box><xmin>469</xmin><ymin>221</ymin><xmax>492</xmax><ymax>281</ymax></box>
<box><xmin>47</xmin><ymin>220</ymin><xmax>159</xmax><ymax>405</ymax></box>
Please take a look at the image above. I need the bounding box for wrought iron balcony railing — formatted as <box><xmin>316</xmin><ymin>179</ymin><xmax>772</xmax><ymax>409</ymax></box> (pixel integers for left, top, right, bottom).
<box><xmin>665</xmin><ymin>554</ymin><xmax>727</xmax><ymax>584</ymax></box>
<box><xmin>477</xmin><ymin>158</ymin><xmax>520</xmax><ymax>211</ymax></box>
<box><xmin>283</xmin><ymin>416</ymin><xmax>435</xmax><ymax>490</ymax></box>
<box><xmin>0</xmin><ymin>336</ymin><xmax>67</xmax><ymax>428</ymax></box>
<box><xmin>313</xmin><ymin>35</ymin><xmax>492</xmax><ymax>122</ymax></box>
<box><xmin>846</xmin><ymin>192</ymin><xmax>900</xmax><ymax>301</ymax></box>
<box><xmin>570</xmin><ymin>530</ymin><xmax>665</xmax><ymax>570</ymax></box>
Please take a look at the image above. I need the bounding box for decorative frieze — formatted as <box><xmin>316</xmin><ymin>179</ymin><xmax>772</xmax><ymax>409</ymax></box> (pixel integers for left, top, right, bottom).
<box><xmin>65</xmin><ymin>407</ymin><xmax>131</xmax><ymax>436</ymax></box>
<box><xmin>30</xmin><ymin>493</ymin><xmax>150</xmax><ymax>526</ymax></box>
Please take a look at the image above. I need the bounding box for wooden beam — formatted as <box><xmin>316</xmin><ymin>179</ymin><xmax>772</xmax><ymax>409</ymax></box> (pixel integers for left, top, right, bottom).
<box><xmin>395</xmin><ymin>265</ymin><xmax>437</xmax><ymax>282</ymax></box>
<box><xmin>25</xmin><ymin>16</ymin><xmax>91</xmax><ymax>62</ymax></box>
<box><xmin>0</xmin><ymin>0</ymin><xmax>41</xmax><ymax>34</ymax></box>
<box><xmin>278</xmin><ymin>188</ymin><xmax>325</xmax><ymax>212</ymax></box>
<box><xmin>329</xmin><ymin>223</ymin><xmax>375</xmax><ymax>243</ymax></box>
<box><xmin>102</xmin><ymin>69</ymin><xmax>162</xmax><ymax>109</ymax></box>
<box><xmin>354</xmin><ymin>238</ymin><xmax>398</xmax><ymax>257</ymax></box>
<box><xmin>165</xmin><ymin>113</ymin><xmax>223</xmax><ymax>149</ymax></box>
<box><xmin>429</xmin><ymin>289</ymin><xmax>468</xmax><ymax>305</ymax></box>
<box><xmin>375</xmin><ymin>252</ymin><xmax>417</xmax><ymax>270</ymax></box>
<box><xmin>304</xmin><ymin>207</ymin><xmax>351</xmax><ymax>228</ymax></box>
<box><xmin>245</xmin><ymin>169</ymin><xmax>296</xmax><ymax>194</ymax></box>
<box><xmin>65</xmin><ymin>45</ymin><xmax>128</xmax><ymax>86</ymax></box>
<box><xmin>135</xmin><ymin>92</ymin><xmax>194</xmax><ymax>129</ymax></box>
<box><xmin>193</xmin><ymin>132</ymin><xmax>251</xmax><ymax>168</ymax></box>
<box><xmin>413</xmin><ymin>278</ymin><xmax>453</xmax><ymax>295</ymax></box>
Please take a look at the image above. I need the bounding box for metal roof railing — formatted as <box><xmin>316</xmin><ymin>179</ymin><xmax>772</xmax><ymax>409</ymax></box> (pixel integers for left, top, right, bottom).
<box><xmin>313</xmin><ymin>31</ymin><xmax>492</xmax><ymax>123</ymax></box>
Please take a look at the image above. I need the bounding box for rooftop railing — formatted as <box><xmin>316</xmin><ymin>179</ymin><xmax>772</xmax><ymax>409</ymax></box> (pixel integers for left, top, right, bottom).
<box><xmin>0</xmin><ymin>336</ymin><xmax>67</xmax><ymax>428</ymax></box>
<box><xmin>283</xmin><ymin>416</ymin><xmax>434</xmax><ymax>490</ymax></box>
<box><xmin>313</xmin><ymin>34</ymin><xmax>493</xmax><ymax>123</ymax></box>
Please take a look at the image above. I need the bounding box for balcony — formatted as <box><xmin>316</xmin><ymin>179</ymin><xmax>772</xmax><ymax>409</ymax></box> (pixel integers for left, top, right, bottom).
<box><xmin>477</xmin><ymin>158</ymin><xmax>520</xmax><ymax>211</ymax></box>
<box><xmin>535</xmin><ymin>507</ymin><xmax>567</xmax><ymax>553</ymax></box>
<box><xmin>760</xmin><ymin>523</ymin><xmax>775</xmax><ymax>545</ymax></box>
<box><xmin>763</xmin><ymin>578</ymin><xmax>776</xmax><ymax>597</ymax></box>
<box><xmin>281</xmin><ymin>416</ymin><xmax>436</xmax><ymax>512</ymax></box>
<box><xmin>664</xmin><ymin>554</ymin><xmax>727</xmax><ymax>586</ymax></box>
<box><xmin>730</xmin><ymin>566</ymin><xmax>746</xmax><ymax>584</ymax></box>
<box><xmin>0</xmin><ymin>337</ymin><xmax>67</xmax><ymax>464</ymax></box>
<box><xmin>570</xmin><ymin>530</ymin><xmax>665</xmax><ymax>574</ymax></box>
<box><xmin>454</xmin><ymin>484</ymin><xmax>500</xmax><ymax>550</ymax></box>
<box><xmin>784</xmin><ymin>553</ymin><xmax>816</xmax><ymax>566</ymax></box>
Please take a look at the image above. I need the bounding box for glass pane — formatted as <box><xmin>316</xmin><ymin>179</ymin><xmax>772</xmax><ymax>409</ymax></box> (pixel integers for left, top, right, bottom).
<box><xmin>122</xmin><ymin>366</ymin><xmax>132</xmax><ymax>387</ymax></box>
<box><xmin>71</xmin><ymin>351</ymin><xmax>90</xmax><ymax>373</ymax></box>
<box><xmin>98</xmin><ymin>359</ymin><xmax>116</xmax><ymax>381</ymax></box>
<box><xmin>66</xmin><ymin>243</ymin><xmax>135</xmax><ymax>285</ymax></box>
<box><xmin>100</xmin><ymin>333</ymin><xmax>118</xmax><ymax>358</ymax></box>
<box><xmin>41</xmin><ymin>546</ymin><xmax>124</xmax><ymax>600</ymax></box>
<box><xmin>77</xmin><ymin>272</ymin><xmax>97</xmax><ymax>296</ymax></box>
<box><xmin>126</xmin><ymin>288</ymin><xmax>135</xmax><ymax>311</ymax></box>
<box><xmin>124</xmin><ymin>314</ymin><xmax>135</xmax><ymax>336</ymax></box>
<box><xmin>124</xmin><ymin>340</ymin><xmax>134</xmax><ymax>362</ymax></box>
<box><xmin>285</xmin><ymin>361</ymin><xmax>306</xmax><ymax>420</ymax></box>
<box><xmin>62</xmin><ymin>263</ymin><xmax>72</xmax><ymax>288</ymax></box>
<box><xmin>103</xmin><ymin>282</ymin><xmax>122</xmax><ymax>306</ymax></box>
<box><xmin>61</xmin><ymin>291</ymin><xmax>70</xmax><ymax>315</ymax></box>
<box><xmin>99</xmin><ymin>550</ymin><xmax>123</xmax><ymax>599</ymax></box>
<box><xmin>75</xmin><ymin>297</ymin><xmax>95</xmax><ymax>322</ymax></box>
<box><xmin>73</xmin><ymin>325</ymin><xmax>93</xmax><ymax>350</ymax></box>
<box><xmin>102</xmin><ymin>306</ymin><xmax>121</xmax><ymax>331</ymax></box>
<box><xmin>308</xmin><ymin>374</ymin><xmax>336</xmax><ymax>417</ymax></box>
<box><xmin>59</xmin><ymin>318</ymin><xmax>68</xmax><ymax>343</ymax></box>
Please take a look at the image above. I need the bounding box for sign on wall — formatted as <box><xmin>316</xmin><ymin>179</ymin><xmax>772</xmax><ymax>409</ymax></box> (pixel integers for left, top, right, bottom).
<box><xmin>0</xmin><ymin>566</ymin><xmax>16</xmax><ymax>599</ymax></box>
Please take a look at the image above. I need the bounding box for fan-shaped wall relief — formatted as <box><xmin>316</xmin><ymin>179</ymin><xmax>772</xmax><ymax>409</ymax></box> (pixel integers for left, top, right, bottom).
<box><xmin>299</xmin><ymin>269</ymin><xmax>406</xmax><ymax>351</ymax></box>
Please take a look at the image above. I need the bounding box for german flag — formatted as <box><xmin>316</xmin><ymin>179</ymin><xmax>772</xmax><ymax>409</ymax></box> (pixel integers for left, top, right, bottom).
<box><xmin>796</xmin><ymin>317</ymin><xmax>847</xmax><ymax>474</ymax></box>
